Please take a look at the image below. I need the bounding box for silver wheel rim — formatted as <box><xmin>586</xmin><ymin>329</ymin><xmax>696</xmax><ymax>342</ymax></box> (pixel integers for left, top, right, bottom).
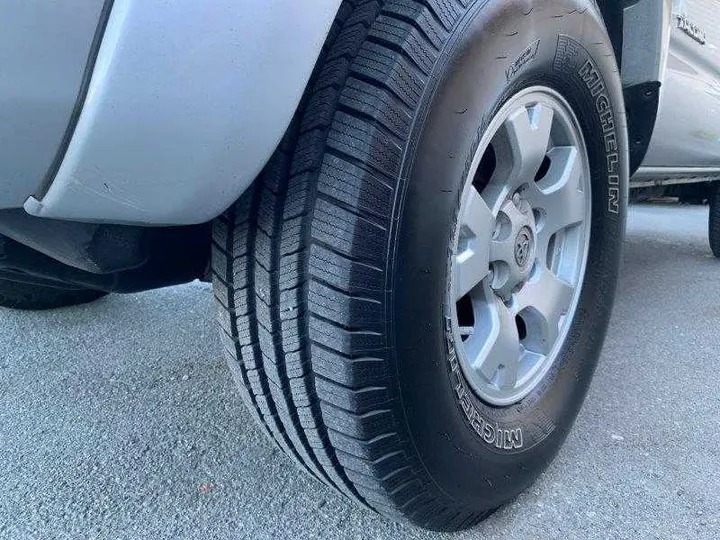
<box><xmin>450</xmin><ymin>86</ymin><xmax>591</xmax><ymax>407</ymax></box>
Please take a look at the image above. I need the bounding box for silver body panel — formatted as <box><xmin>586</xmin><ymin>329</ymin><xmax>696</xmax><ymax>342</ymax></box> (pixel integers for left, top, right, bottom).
<box><xmin>24</xmin><ymin>0</ymin><xmax>343</xmax><ymax>225</ymax></box>
<box><xmin>621</xmin><ymin>0</ymin><xmax>672</xmax><ymax>87</ymax></box>
<box><xmin>2</xmin><ymin>0</ymin><xmax>720</xmax><ymax>225</ymax></box>
<box><xmin>0</xmin><ymin>0</ymin><xmax>105</xmax><ymax>209</ymax></box>
<box><xmin>640</xmin><ymin>0</ymin><xmax>720</xmax><ymax>171</ymax></box>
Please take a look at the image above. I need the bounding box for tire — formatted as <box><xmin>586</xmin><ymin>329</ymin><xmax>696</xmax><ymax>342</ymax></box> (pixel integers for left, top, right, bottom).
<box><xmin>0</xmin><ymin>278</ymin><xmax>108</xmax><ymax>310</ymax></box>
<box><xmin>710</xmin><ymin>182</ymin><xmax>720</xmax><ymax>258</ymax></box>
<box><xmin>212</xmin><ymin>0</ymin><xmax>627</xmax><ymax>531</ymax></box>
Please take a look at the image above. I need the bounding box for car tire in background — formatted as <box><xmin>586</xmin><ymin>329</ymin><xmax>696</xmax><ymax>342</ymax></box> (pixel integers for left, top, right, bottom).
<box><xmin>213</xmin><ymin>0</ymin><xmax>627</xmax><ymax>531</ymax></box>
<box><xmin>709</xmin><ymin>181</ymin><xmax>720</xmax><ymax>258</ymax></box>
<box><xmin>0</xmin><ymin>278</ymin><xmax>108</xmax><ymax>310</ymax></box>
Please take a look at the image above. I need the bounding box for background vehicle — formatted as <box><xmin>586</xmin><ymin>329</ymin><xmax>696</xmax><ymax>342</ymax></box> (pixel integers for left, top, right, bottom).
<box><xmin>0</xmin><ymin>0</ymin><xmax>717</xmax><ymax>531</ymax></box>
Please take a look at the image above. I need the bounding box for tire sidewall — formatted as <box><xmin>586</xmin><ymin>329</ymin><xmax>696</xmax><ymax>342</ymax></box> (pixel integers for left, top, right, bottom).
<box><xmin>391</xmin><ymin>0</ymin><xmax>628</xmax><ymax>509</ymax></box>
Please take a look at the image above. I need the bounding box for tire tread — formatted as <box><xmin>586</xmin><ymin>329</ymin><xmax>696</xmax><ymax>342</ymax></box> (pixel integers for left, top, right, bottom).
<box><xmin>213</xmin><ymin>0</ymin><xmax>490</xmax><ymax>529</ymax></box>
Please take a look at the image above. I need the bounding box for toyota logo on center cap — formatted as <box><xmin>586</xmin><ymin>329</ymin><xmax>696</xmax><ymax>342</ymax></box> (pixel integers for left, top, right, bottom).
<box><xmin>514</xmin><ymin>228</ymin><xmax>533</xmax><ymax>267</ymax></box>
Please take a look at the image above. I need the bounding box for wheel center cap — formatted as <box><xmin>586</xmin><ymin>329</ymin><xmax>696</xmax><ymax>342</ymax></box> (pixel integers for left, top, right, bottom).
<box><xmin>514</xmin><ymin>227</ymin><xmax>534</xmax><ymax>268</ymax></box>
<box><xmin>489</xmin><ymin>199</ymin><xmax>538</xmax><ymax>299</ymax></box>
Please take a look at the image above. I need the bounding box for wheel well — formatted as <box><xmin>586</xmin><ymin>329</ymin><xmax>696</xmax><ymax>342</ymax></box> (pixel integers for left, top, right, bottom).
<box><xmin>0</xmin><ymin>209</ymin><xmax>210</xmax><ymax>293</ymax></box>
<box><xmin>596</xmin><ymin>1</ymin><xmax>625</xmax><ymax>68</ymax></box>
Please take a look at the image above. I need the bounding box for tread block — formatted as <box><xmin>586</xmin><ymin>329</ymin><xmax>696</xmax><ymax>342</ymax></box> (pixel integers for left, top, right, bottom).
<box><xmin>309</xmin><ymin>244</ymin><xmax>384</xmax><ymax>294</ymax></box>
<box><xmin>327</xmin><ymin>111</ymin><xmax>403</xmax><ymax>180</ymax></box>
<box><xmin>320</xmin><ymin>404</ymin><xmax>395</xmax><ymax>440</ymax></box>
<box><xmin>328</xmin><ymin>18</ymin><xmax>376</xmax><ymax>62</ymax></box>
<box><xmin>292</xmin><ymin>130</ymin><xmax>328</xmax><ymax>176</ymax></box>
<box><xmin>316</xmin><ymin>377</ymin><xmax>390</xmax><ymax>414</ymax></box>
<box><xmin>339</xmin><ymin>77</ymin><xmax>413</xmax><ymax>142</ymax></box>
<box><xmin>310</xmin><ymin>315</ymin><xmax>386</xmax><ymax>354</ymax></box>
<box><xmin>337</xmin><ymin>449</ymin><xmax>406</xmax><ymax>479</ymax></box>
<box><xmin>345</xmin><ymin>464</ymin><xmax>414</xmax><ymax>492</ymax></box>
<box><xmin>283</xmin><ymin>174</ymin><xmax>312</xmax><ymax>220</ymax></box>
<box><xmin>313</xmin><ymin>57</ymin><xmax>353</xmax><ymax>94</ymax></box>
<box><xmin>212</xmin><ymin>277</ymin><xmax>230</xmax><ymax>309</ymax></box>
<box><xmin>313</xmin><ymin>345</ymin><xmax>388</xmax><ymax>386</ymax></box>
<box><xmin>311</xmin><ymin>198</ymin><xmax>388</xmax><ymax>266</ymax></box>
<box><xmin>301</xmin><ymin>86</ymin><xmax>342</xmax><ymax>134</ymax></box>
<box><xmin>277</xmin><ymin>253</ymin><xmax>304</xmax><ymax>292</ymax></box>
<box><xmin>381</xmin><ymin>1</ymin><xmax>448</xmax><ymax>48</ymax></box>
<box><xmin>312</xmin><ymin>345</ymin><xmax>388</xmax><ymax>387</ymax></box>
<box><xmin>309</xmin><ymin>280</ymin><xmax>384</xmax><ymax>329</ymax></box>
<box><xmin>370</xmin><ymin>15</ymin><xmax>438</xmax><ymax>74</ymax></box>
<box><xmin>227</xmin><ymin>255</ymin><xmax>251</xmax><ymax>292</ymax></box>
<box><xmin>352</xmin><ymin>41</ymin><xmax>425</xmax><ymax>110</ymax></box>
<box><xmin>327</xmin><ymin>430</ymin><xmax>401</xmax><ymax>459</ymax></box>
<box><xmin>211</xmin><ymin>247</ymin><xmax>229</xmax><ymax>281</ymax></box>
<box><xmin>212</xmin><ymin>218</ymin><xmax>230</xmax><ymax>251</ymax></box>
<box><xmin>318</xmin><ymin>147</ymin><xmax>396</xmax><ymax>219</ymax></box>
<box><xmin>420</xmin><ymin>0</ymin><xmax>463</xmax><ymax>30</ymax></box>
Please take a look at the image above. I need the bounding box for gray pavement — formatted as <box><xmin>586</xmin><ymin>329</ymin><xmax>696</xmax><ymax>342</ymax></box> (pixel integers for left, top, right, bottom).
<box><xmin>1</xmin><ymin>203</ymin><xmax>719</xmax><ymax>539</ymax></box>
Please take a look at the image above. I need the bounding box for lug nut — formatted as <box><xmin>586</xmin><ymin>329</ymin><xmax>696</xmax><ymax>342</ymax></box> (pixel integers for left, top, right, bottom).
<box><xmin>512</xmin><ymin>193</ymin><xmax>522</xmax><ymax>208</ymax></box>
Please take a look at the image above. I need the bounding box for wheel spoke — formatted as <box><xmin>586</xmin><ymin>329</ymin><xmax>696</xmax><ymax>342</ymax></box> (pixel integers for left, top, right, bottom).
<box><xmin>525</xmin><ymin>146</ymin><xmax>586</xmax><ymax>262</ymax></box>
<box><xmin>514</xmin><ymin>268</ymin><xmax>573</xmax><ymax>354</ymax></box>
<box><xmin>454</xmin><ymin>188</ymin><xmax>495</xmax><ymax>300</ymax></box>
<box><xmin>490</xmin><ymin>235</ymin><xmax>516</xmax><ymax>268</ymax></box>
<box><xmin>490</xmin><ymin>199</ymin><xmax>526</xmax><ymax>265</ymax></box>
<box><xmin>468</xmin><ymin>297</ymin><xmax>520</xmax><ymax>389</ymax></box>
<box><xmin>502</xmin><ymin>103</ymin><xmax>554</xmax><ymax>189</ymax></box>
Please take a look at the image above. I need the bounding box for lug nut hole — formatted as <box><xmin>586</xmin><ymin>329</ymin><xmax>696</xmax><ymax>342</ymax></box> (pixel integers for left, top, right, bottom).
<box><xmin>515</xmin><ymin>315</ymin><xmax>528</xmax><ymax>341</ymax></box>
<box><xmin>456</xmin><ymin>295</ymin><xmax>475</xmax><ymax>341</ymax></box>
<box><xmin>534</xmin><ymin>155</ymin><xmax>552</xmax><ymax>182</ymax></box>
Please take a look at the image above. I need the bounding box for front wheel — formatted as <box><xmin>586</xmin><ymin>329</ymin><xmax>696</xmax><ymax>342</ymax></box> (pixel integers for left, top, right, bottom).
<box><xmin>213</xmin><ymin>0</ymin><xmax>627</xmax><ymax>531</ymax></box>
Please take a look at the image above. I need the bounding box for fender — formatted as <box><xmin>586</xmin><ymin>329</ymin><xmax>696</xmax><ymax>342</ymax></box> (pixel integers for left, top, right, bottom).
<box><xmin>25</xmin><ymin>0</ymin><xmax>343</xmax><ymax>225</ymax></box>
<box><xmin>618</xmin><ymin>0</ymin><xmax>673</xmax><ymax>174</ymax></box>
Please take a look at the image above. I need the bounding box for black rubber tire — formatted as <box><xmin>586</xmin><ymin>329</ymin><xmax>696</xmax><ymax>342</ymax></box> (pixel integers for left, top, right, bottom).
<box><xmin>710</xmin><ymin>182</ymin><xmax>720</xmax><ymax>258</ymax></box>
<box><xmin>0</xmin><ymin>279</ymin><xmax>108</xmax><ymax>310</ymax></box>
<box><xmin>212</xmin><ymin>0</ymin><xmax>627</xmax><ymax>530</ymax></box>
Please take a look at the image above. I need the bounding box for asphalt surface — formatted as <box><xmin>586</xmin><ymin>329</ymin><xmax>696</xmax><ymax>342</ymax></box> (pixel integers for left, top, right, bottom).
<box><xmin>1</xmin><ymin>203</ymin><xmax>719</xmax><ymax>540</ymax></box>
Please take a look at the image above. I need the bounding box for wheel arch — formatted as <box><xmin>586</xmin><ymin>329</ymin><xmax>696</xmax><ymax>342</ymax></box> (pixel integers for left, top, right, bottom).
<box><xmin>24</xmin><ymin>0</ymin><xmax>344</xmax><ymax>226</ymax></box>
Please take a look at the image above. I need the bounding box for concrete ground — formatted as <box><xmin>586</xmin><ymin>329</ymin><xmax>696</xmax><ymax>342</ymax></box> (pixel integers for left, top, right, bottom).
<box><xmin>0</xmin><ymin>203</ymin><xmax>718</xmax><ymax>540</ymax></box>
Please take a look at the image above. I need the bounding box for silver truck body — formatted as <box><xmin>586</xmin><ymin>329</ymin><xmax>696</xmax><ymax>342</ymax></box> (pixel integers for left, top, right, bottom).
<box><xmin>1</xmin><ymin>0</ymin><xmax>718</xmax><ymax>225</ymax></box>
<box><xmin>636</xmin><ymin>0</ymin><xmax>720</xmax><ymax>182</ymax></box>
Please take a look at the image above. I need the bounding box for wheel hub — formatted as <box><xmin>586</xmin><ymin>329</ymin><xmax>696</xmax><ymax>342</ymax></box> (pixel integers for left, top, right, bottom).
<box><xmin>490</xmin><ymin>197</ymin><xmax>537</xmax><ymax>300</ymax></box>
<box><xmin>450</xmin><ymin>87</ymin><xmax>591</xmax><ymax>407</ymax></box>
